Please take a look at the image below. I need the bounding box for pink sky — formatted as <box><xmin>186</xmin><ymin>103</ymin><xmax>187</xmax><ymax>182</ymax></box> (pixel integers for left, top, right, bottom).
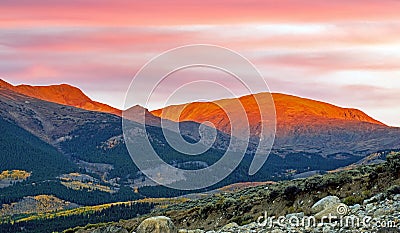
<box><xmin>0</xmin><ymin>0</ymin><xmax>399</xmax><ymax>126</ymax></box>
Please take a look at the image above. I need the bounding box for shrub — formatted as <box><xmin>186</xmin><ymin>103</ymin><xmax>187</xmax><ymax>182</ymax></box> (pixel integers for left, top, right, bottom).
<box><xmin>283</xmin><ymin>186</ymin><xmax>301</xmax><ymax>200</ymax></box>
<box><xmin>343</xmin><ymin>195</ymin><xmax>363</xmax><ymax>205</ymax></box>
<box><xmin>368</xmin><ymin>171</ymin><xmax>378</xmax><ymax>181</ymax></box>
<box><xmin>223</xmin><ymin>197</ymin><xmax>237</xmax><ymax>208</ymax></box>
<box><xmin>304</xmin><ymin>176</ymin><xmax>323</xmax><ymax>190</ymax></box>
<box><xmin>231</xmin><ymin>213</ymin><xmax>253</xmax><ymax>225</ymax></box>
<box><xmin>268</xmin><ymin>190</ymin><xmax>280</xmax><ymax>201</ymax></box>
<box><xmin>387</xmin><ymin>152</ymin><xmax>400</xmax><ymax>173</ymax></box>
<box><xmin>375</xmin><ymin>165</ymin><xmax>385</xmax><ymax>173</ymax></box>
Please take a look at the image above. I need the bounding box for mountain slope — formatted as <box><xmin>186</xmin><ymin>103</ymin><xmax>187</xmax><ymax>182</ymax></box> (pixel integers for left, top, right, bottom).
<box><xmin>0</xmin><ymin>86</ymin><xmax>121</xmax><ymax>144</ymax></box>
<box><xmin>0</xmin><ymin>79</ymin><xmax>121</xmax><ymax>116</ymax></box>
<box><xmin>152</xmin><ymin>92</ymin><xmax>385</xmax><ymax>135</ymax></box>
<box><xmin>0</xmin><ymin>117</ymin><xmax>77</xmax><ymax>180</ymax></box>
<box><xmin>152</xmin><ymin>92</ymin><xmax>399</xmax><ymax>154</ymax></box>
<box><xmin>0</xmin><ymin>87</ymin><xmax>231</xmax><ymax>192</ymax></box>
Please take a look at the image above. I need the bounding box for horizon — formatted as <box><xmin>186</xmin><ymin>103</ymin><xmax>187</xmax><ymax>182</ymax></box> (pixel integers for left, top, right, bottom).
<box><xmin>0</xmin><ymin>1</ymin><xmax>399</xmax><ymax>126</ymax></box>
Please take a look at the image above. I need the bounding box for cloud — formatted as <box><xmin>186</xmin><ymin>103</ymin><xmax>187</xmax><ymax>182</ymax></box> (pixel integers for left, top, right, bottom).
<box><xmin>1</xmin><ymin>0</ymin><xmax>400</xmax><ymax>27</ymax></box>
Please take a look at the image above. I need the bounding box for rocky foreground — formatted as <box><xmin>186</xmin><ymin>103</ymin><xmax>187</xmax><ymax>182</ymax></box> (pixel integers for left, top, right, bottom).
<box><xmin>68</xmin><ymin>153</ymin><xmax>400</xmax><ymax>233</ymax></box>
<box><xmin>89</xmin><ymin>192</ymin><xmax>400</xmax><ymax>233</ymax></box>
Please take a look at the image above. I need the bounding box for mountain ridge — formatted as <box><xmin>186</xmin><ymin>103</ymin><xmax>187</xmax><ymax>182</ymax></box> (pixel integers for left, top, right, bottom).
<box><xmin>0</xmin><ymin>79</ymin><xmax>387</xmax><ymax>130</ymax></box>
<box><xmin>151</xmin><ymin>92</ymin><xmax>387</xmax><ymax>139</ymax></box>
<box><xmin>0</xmin><ymin>79</ymin><xmax>386</xmax><ymax>128</ymax></box>
<box><xmin>0</xmin><ymin>79</ymin><xmax>121</xmax><ymax>116</ymax></box>
<box><xmin>2</xmin><ymin>79</ymin><xmax>398</xmax><ymax>155</ymax></box>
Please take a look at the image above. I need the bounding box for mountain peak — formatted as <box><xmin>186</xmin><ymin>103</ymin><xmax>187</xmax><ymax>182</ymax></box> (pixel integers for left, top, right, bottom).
<box><xmin>152</xmin><ymin>92</ymin><xmax>387</xmax><ymax>138</ymax></box>
<box><xmin>0</xmin><ymin>79</ymin><xmax>121</xmax><ymax>116</ymax></box>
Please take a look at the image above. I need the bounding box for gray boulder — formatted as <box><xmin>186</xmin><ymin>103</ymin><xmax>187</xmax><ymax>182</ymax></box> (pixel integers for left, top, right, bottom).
<box><xmin>137</xmin><ymin>216</ymin><xmax>177</xmax><ymax>233</ymax></box>
<box><xmin>311</xmin><ymin>196</ymin><xmax>349</xmax><ymax>220</ymax></box>
<box><xmin>311</xmin><ymin>196</ymin><xmax>340</xmax><ymax>214</ymax></box>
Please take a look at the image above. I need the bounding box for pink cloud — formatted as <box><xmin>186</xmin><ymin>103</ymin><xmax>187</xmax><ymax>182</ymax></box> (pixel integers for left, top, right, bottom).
<box><xmin>1</xmin><ymin>0</ymin><xmax>400</xmax><ymax>27</ymax></box>
<box><xmin>255</xmin><ymin>50</ymin><xmax>400</xmax><ymax>72</ymax></box>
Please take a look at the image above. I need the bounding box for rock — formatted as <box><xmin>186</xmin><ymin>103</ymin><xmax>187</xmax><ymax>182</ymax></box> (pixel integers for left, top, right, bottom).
<box><xmin>322</xmin><ymin>224</ymin><xmax>333</xmax><ymax>233</ymax></box>
<box><xmin>245</xmin><ymin>222</ymin><xmax>258</xmax><ymax>229</ymax></box>
<box><xmin>349</xmin><ymin>204</ymin><xmax>361</xmax><ymax>213</ymax></box>
<box><xmin>311</xmin><ymin>196</ymin><xmax>348</xmax><ymax>220</ymax></box>
<box><xmin>218</xmin><ymin>222</ymin><xmax>239</xmax><ymax>232</ymax></box>
<box><xmin>311</xmin><ymin>196</ymin><xmax>340</xmax><ymax>214</ymax></box>
<box><xmin>285</xmin><ymin>212</ymin><xmax>305</xmax><ymax>219</ymax></box>
<box><xmin>271</xmin><ymin>229</ymin><xmax>284</xmax><ymax>233</ymax></box>
<box><xmin>137</xmin><ymin>216</ymin><xmax>177</xmax><ymax>233</ymax></box>
<box><xmin>365</xmin><ymin>203</ymin><xmax>376</xmax><ymax>213</ymax></box>
<box><xmin>393</xmin><ymin>194</ymin><xmax>400</xmax><ymax>201</ymax></box>
<box><xmin>374</xmin><ymin>206</ymin><xmax>394</xmax><ymax>218</ymax></box>
<box><xmin>178</xmin><ymin>230</ymin><xmax>204</xmax><ymax>233</ymax></box>
<box><xmin>91</xmin><ymin>226</ymin><xmax>129</xmax><ymax>233</ymax></box>
<box><xmin>314</xmin><ymin>203</ymin><xmax>349</xmax><ymax>219</ymax></box>
<box><xmin>377</xmin><ymin>228</ymin><xmax>400</xmax><ymax>233</ymax></box>
<box><xmin>364</xmin><ymin>193</ymin><xmax>385</xmax><ymax>205</ymax></box>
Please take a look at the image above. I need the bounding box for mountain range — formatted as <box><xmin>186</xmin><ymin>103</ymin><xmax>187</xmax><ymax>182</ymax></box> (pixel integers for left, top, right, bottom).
<box><xmin>0</xmin><ymin>78</ymin><xmax>399</xmax><ymax>205</ymax></box>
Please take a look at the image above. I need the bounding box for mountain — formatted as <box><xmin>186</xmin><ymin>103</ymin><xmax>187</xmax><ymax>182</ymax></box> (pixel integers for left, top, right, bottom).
<box><xmin>1</xmin><ymin>80</ymin><xmax>400</xmax><ymax>229</ymax></box>
<box><xmin>0</xmin><ymin>86</ymin><xmax>121</xmax><ymax>144</ymax></box>
<box><xmin>1</xmin><ymin>82</ymin><xmax>399</xmax><ymax>199</ymax></box>
<box><xmin>0</xmin><ymin>87</ymin><xmax>230</xmax><ymax>201</ymax></box>
<box><xmin>0</xmin><ymin>86</ymin><xmax>144</xmax><ymax>205</ymax></box>
<box><xmin>152</xmin><ymin>92</ymin><xmax>399</xmax><ymax>154</ymax></box>
<box><xmin>0</xmin><ymin>79</ymin><xmax>121</xmax><ymax>116</ymax></box>
<box><xmin>152</xmin><ymin>92</ymin><xmax>384</xmax><ymax>135</ymax></box>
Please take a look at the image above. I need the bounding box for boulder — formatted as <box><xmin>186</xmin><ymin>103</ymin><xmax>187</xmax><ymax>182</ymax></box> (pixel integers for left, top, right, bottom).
<box><xmin>137</xmin><ymin>216</ymin><xmax>177</xmax><ymax>233</ymax></box>
<box><xmin>311</xmin><ymin>196</ymin><xmax>340</xmax><ymax>214</ymax></box>
<box><xmin>314</xmin><ymin>203</ymin><xmax>349</xmax><ymax>219</ymax></box>
<box><xmin>311</xmin><ymin>196</ymin><xmax>349</xmax><ymax>220</ymax></box>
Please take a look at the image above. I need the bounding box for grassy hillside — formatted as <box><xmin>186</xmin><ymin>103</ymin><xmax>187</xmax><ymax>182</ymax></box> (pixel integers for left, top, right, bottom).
<box><xmin>0</xmin><ymin>118</ymin><xmax>142</xmax><ymax>206</ymax></box>
<box><xmin>64</xmin><ymin>151</ymin><xmax>400</xmax><ymax>232</ymax></box>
